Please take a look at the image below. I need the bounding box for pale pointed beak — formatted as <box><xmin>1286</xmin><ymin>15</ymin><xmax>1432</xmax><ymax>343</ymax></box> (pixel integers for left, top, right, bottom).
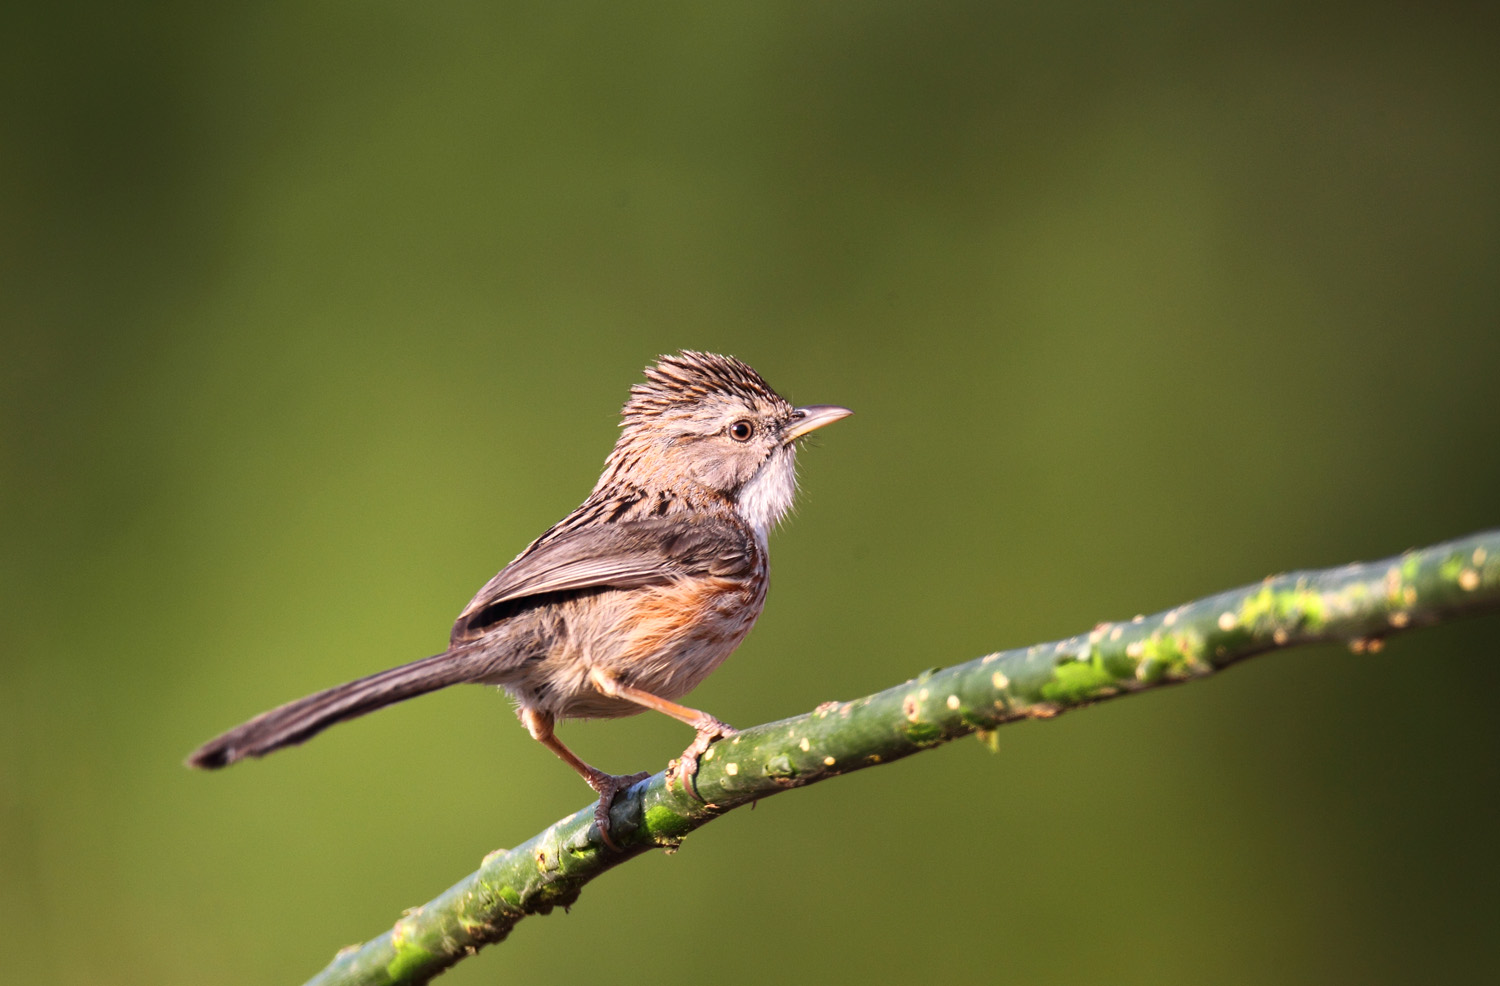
<box><xmin>783</xmin><ymin>404</ymin><xmax>853</xmax><ymax>443</ymax></box>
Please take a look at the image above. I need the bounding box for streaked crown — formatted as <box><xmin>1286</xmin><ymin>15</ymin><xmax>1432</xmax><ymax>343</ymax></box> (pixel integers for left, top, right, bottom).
<box><xmin>622</xmin><ymin>351</ymin><xmax>788</xmax><ymax>425</ymax></box>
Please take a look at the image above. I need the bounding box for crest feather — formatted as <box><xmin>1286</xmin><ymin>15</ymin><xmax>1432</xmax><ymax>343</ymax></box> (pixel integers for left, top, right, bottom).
<box><xmin>623</xmin><ymin>351</ymin><xmax>781</xmax><ymax>421</ymax></box>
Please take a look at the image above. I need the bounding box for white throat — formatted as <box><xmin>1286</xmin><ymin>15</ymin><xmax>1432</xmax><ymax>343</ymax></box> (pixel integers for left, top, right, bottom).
<box><xmin>735</xmin><ymin>445</ymin><xmax>798</xmax><ymax>543</ymax></box>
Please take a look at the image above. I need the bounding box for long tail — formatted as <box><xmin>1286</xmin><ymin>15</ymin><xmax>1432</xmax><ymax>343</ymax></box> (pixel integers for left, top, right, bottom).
<box><xmin>186</xmin><ymin>649</ymin><xmax>480</xmax><ymax>769</ymax></box>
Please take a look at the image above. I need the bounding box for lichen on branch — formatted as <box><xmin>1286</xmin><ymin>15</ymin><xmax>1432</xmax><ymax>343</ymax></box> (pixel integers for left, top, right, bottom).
<box><xmin>304</xmin><ymin>529</ymin><xmax>1500</xmax><ymax>986</ymax></box>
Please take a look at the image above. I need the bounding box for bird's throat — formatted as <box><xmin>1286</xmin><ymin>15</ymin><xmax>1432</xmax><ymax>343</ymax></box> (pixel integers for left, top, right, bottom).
<box><xmin>735</xmin><ymin>445</ymin><xmax>798</xmax><ymax>541</ymax></box>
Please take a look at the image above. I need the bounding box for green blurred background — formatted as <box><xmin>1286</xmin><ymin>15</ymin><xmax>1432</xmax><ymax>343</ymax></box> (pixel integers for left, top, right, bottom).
<box><xmin>4</xmin><ymin>3</ymin><xmax>1498</xmax><ymax>984</ymax></box>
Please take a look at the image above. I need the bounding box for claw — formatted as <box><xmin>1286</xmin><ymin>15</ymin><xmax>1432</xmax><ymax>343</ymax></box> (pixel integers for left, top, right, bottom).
<box><xmin>587</xmin><ymin>770</ymin><xmax>651</xmax><ymax>851</ymax></box>
<box><xmin>671</xmin><ymin>717</ymin><xmax>738</xmax><ymax>801</ymax></box>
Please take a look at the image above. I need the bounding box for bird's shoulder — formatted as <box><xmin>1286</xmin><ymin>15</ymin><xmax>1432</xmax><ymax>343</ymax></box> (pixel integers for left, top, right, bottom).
<box><xmin>450</xmin><ymin>487</ymin><xmax>757</xmax><ymax>642</ymax></box>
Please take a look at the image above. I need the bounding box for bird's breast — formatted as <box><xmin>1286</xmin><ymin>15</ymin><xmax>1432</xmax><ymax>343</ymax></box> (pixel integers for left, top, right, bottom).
<box><xmin>612</xmin><ymin>571</ymin><xmax>766</xmax><ymax>685</ymax></box>
<box><xmin>525</xmin><ymin>566</ymin><xmax>765</xmax><ymax>720</ymax></box>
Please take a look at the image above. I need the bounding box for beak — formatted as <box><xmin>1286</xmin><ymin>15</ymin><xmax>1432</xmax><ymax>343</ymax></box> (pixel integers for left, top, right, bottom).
<box><xmin>783</xmin><ymin>404</ymin><xmax>853</xmax><ymax>443</ymax></box>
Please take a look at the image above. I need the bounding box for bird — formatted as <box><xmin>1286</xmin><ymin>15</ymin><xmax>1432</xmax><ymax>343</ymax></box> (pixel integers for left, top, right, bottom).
<box><xmin>187</xmin><ymin>351</ymin><xmax>851</xmax><ymax>849</ymax></box>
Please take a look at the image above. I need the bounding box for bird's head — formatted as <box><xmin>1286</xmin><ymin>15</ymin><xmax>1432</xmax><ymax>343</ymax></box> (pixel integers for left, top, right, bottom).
<box><xmin>600</xmin><ymin>351</ymin><xmax>850</xmax><ymax>538</ymax></box>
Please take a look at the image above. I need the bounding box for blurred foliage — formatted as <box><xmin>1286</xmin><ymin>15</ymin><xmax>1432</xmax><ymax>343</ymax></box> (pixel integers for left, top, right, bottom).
<box><xmin>2</xmin><ymin>3</ymin><xmax>1498</xmax><ymax>985</ymax></box>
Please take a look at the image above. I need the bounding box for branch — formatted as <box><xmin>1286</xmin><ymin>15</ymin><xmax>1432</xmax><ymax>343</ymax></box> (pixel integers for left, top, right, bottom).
<box><xmin>304</xmin><ymin>529</ymin><xmax>1500</xmax><ymax>986</ymax></box>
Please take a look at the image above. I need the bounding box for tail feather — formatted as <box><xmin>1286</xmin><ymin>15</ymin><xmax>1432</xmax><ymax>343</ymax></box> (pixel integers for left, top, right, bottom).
<box><xmin>186</xmin><ymin>650</ymin><xmax>476</xmax><ymax>769</ymax></box>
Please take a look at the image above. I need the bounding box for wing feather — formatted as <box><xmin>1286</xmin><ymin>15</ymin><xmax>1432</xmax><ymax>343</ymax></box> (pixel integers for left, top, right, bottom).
<box><xmin>450</xmin><ymin>515</ymin><xmax>754</xmax><ymax>642</ymax></box>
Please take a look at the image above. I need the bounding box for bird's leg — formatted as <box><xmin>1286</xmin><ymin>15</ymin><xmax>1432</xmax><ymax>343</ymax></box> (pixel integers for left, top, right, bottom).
<box><xmin>586</xmin><ymin>669</ymin><xmax>738</xmax><ymax>801</ymax></box>
<box><xmin>519</xmin><ymin>707</ymin><xmax>648</xmax><ymax>852</ymax></box>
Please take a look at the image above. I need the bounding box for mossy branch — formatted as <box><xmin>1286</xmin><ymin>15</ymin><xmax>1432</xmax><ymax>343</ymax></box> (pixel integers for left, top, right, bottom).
<box><xmin>303</xmin><ymin>529</ymin><xmax>1500</xmax><ymax>986</ymax></box>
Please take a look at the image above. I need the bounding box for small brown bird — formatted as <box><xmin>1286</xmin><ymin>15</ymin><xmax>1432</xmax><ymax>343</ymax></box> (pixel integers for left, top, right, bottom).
<box><xmin>187</xmin><ymin>352</ymin><xmax>850</xmax><ymax>848</ymax></box>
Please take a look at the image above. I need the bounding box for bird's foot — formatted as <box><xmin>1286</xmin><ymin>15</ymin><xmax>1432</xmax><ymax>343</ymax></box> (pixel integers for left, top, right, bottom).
<box><xmin>668</xmin><ymin>717</ymin><xmax>739</xmax><ymax>801</ymax></box>
<box><xmin>586</xmin><ymin>770</ymin><xmax>652</xmax><ymax>851</ymax></box>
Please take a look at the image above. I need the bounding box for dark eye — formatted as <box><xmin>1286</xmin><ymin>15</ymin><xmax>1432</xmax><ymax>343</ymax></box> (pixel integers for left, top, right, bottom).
<box><xmin>728</xmin><ymin>419</ymin><xmax>754</xmax><ymax>442</ymax></box>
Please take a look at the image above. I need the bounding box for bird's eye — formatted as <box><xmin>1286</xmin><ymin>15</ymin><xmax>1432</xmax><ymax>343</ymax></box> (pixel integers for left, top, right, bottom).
<box><xmin>728</xmin><ymin>419</ymin><xmax>754</xmax><ymax>442</ymax></box>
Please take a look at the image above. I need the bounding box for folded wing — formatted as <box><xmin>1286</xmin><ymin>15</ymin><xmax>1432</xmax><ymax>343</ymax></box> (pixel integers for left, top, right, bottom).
<box><xmin>451</xmin><ymin>514</ymin><xmax>756</xmax><ymax>643</ymax></box>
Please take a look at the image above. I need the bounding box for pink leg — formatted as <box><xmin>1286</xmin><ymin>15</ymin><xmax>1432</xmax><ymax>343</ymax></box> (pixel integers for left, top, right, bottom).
<box><xmin>586</xmin><ymin>669</ymin><xmax>738</xmax><ymax>801</ymax></box>
<box><xmin>520</xmin><ymin>707</ymin><xmax>649</xmax><ymax>851</ymax></box>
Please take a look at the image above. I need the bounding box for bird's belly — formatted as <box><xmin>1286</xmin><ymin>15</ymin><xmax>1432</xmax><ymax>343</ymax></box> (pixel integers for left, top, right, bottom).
<box><xmin>523</xmin><ymin>575</ymin><xmax>764</xmax><ymax>720</ymax></box>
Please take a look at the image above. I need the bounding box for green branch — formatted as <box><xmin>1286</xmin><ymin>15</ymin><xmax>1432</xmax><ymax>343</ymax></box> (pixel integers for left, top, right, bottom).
<box><xmin>304</xmin><ymin>529</ymin><xmax>1500</xmax><ymax>986</ymax></box>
